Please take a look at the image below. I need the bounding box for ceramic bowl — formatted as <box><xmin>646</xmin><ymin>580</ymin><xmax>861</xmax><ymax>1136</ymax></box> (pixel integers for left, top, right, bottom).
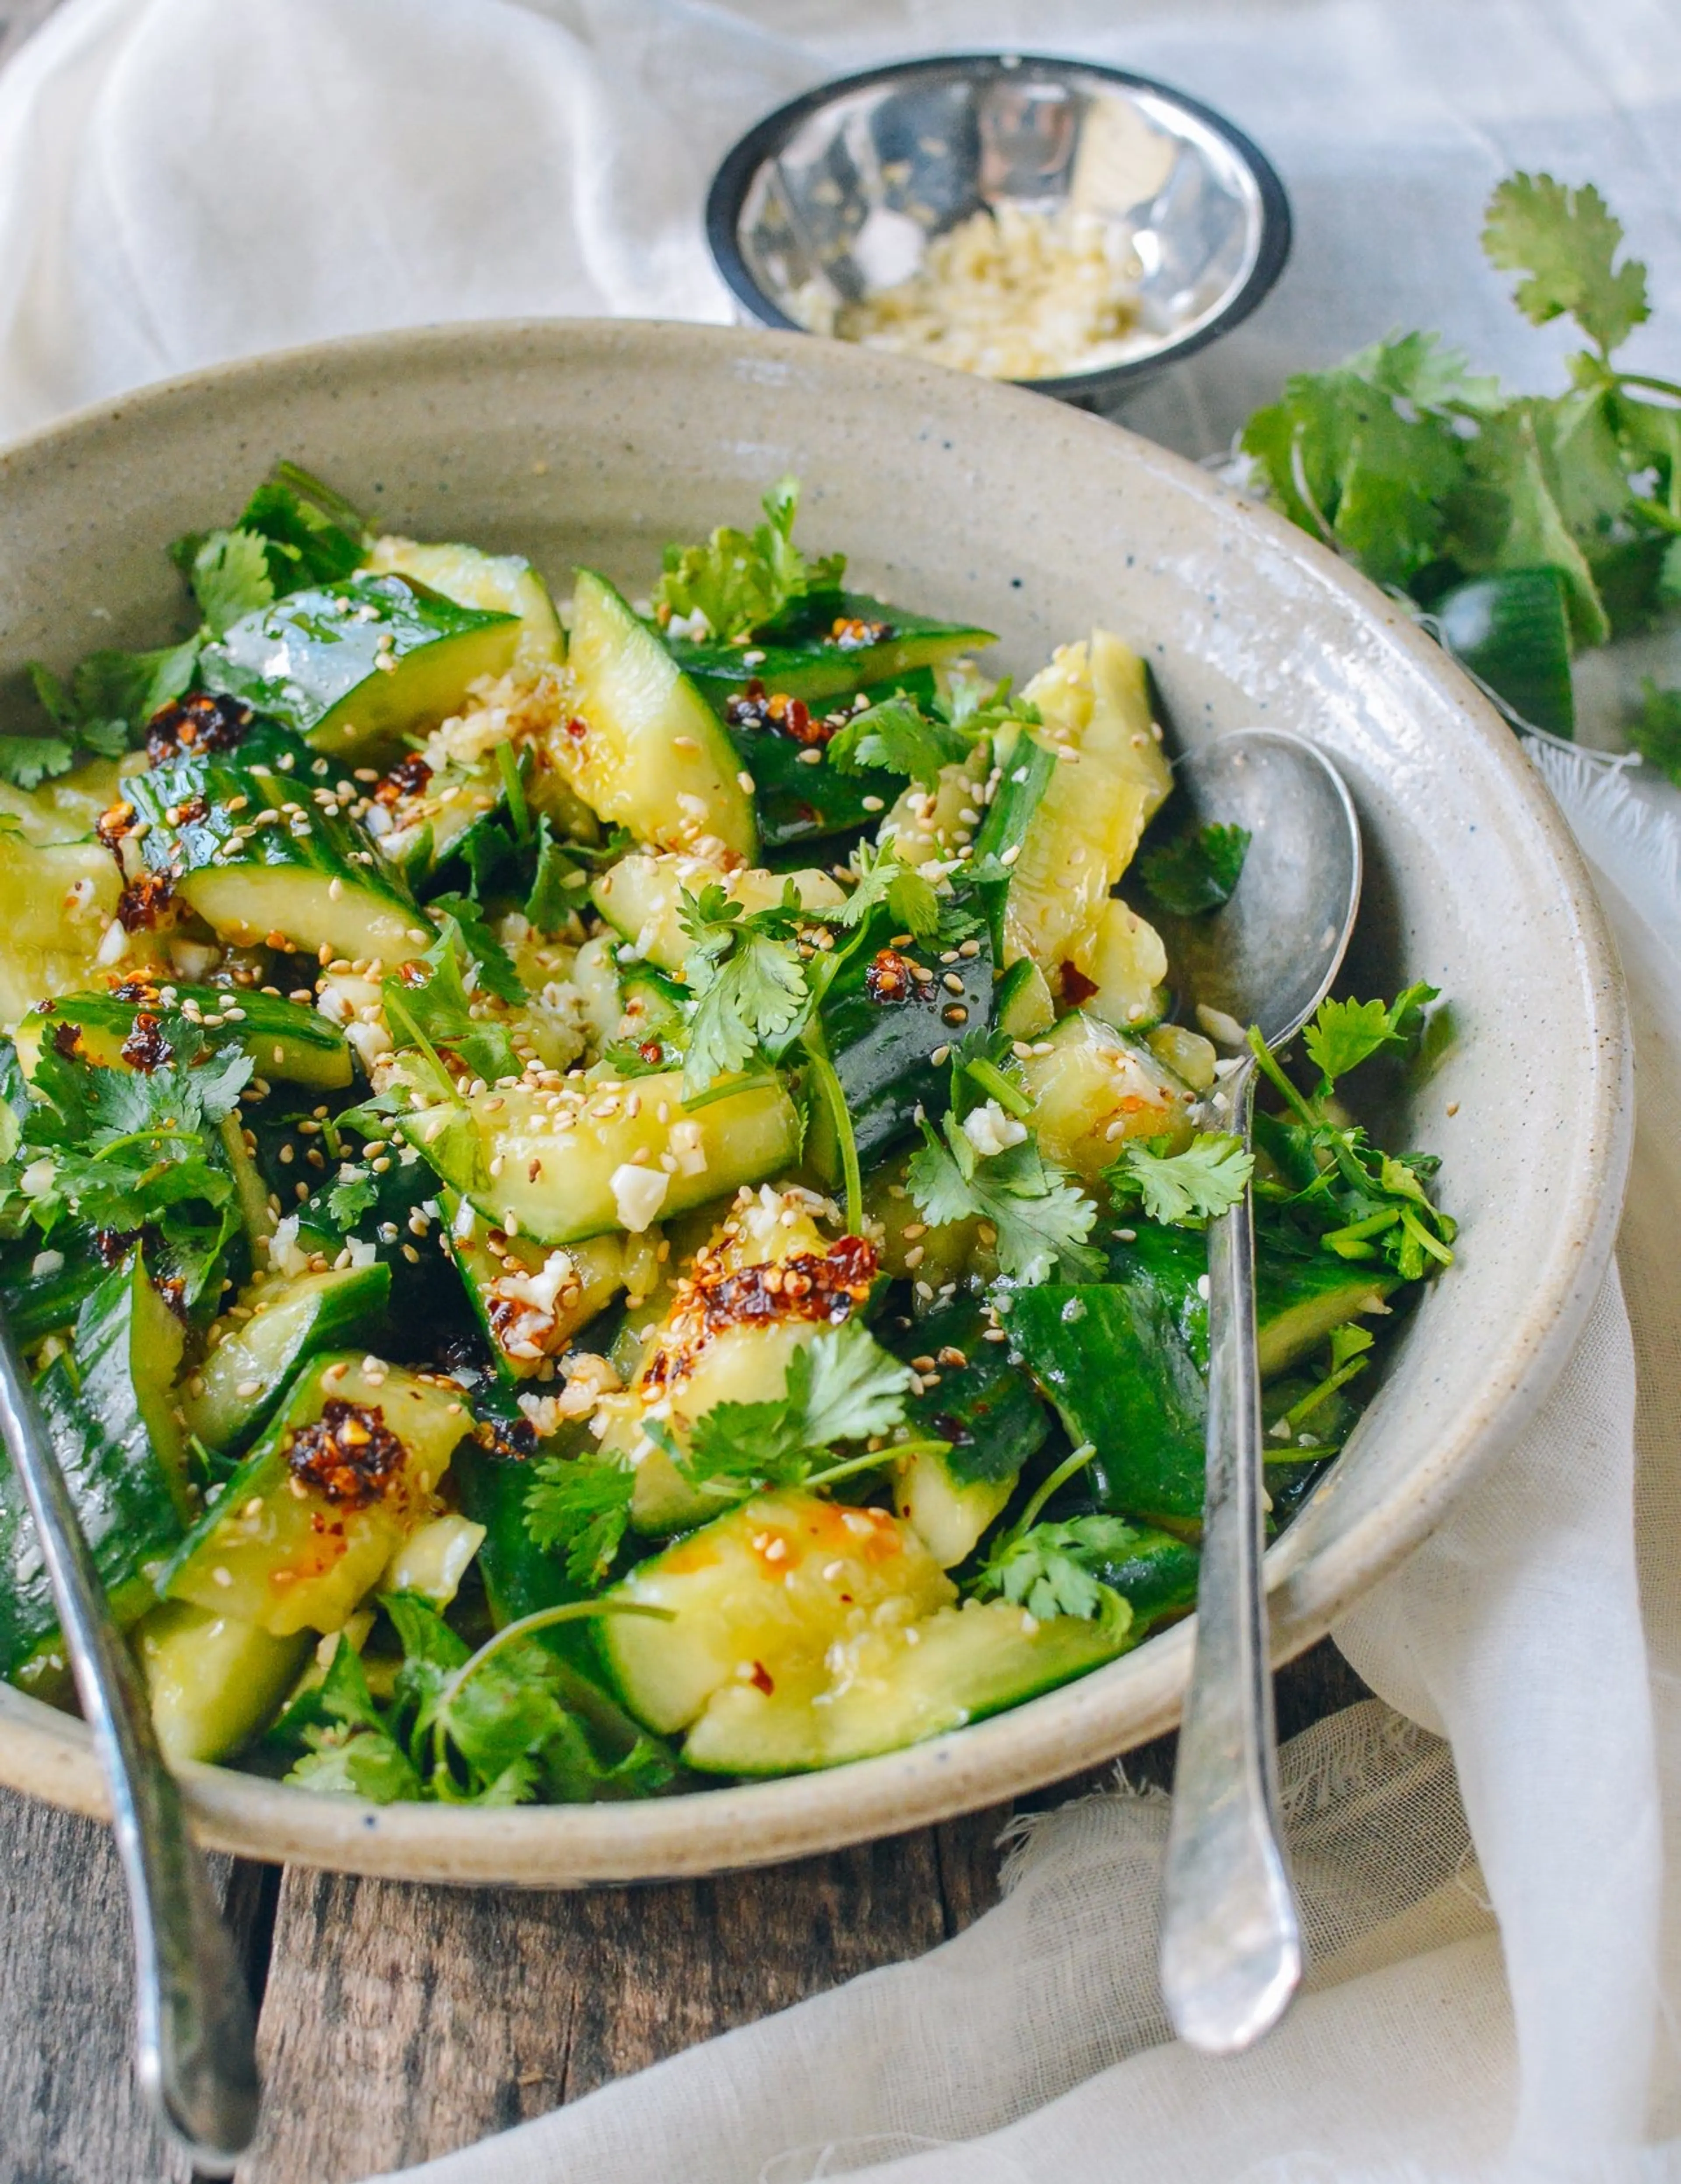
<box><xmin>705</xmin><ymin>53</ymin><xmax>1292</xmax><ymax>409</ymax></box>
<box><xmin>0</xmin><ymin>322</ymin><xmax>1628</xmax><ymax>1884</ymax></box>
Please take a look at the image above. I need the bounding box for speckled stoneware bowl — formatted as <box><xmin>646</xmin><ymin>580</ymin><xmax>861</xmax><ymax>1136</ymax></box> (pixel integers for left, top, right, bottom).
<box><xmin>0</xmin><ymin>323</ymin><xmax>1628</xmax><ymax>1885</ymax></box>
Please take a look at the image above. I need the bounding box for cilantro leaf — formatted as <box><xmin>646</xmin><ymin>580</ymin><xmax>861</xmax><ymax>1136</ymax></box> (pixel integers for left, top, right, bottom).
<box><xmin>0</xmin><ymin>734</ymin><xmax>75</xmax><ymax>789</ymax></box>
<box><xmin>524</xmin><ymin>816</ymin><xmax>579</xmax><ymax>933</ymax></box>
<box><xmin>1631</xmin><ymin>680</ymin><xmax>1681</xmax><ymax>785</ymax></box>
<box><xmin>326</xmin><ymin>1171</ymin><xmax>379</xmax><ymax>1229</ymax></box>
<box><xmin>186</xmin><ymin>527</ymin><xmax>275</xmax><ymax>637</ymax></box>
<box><xmin>974</xmin><ymin>1514</ymin><xmax>1139</xmax><ymax>1631</ymax></box>
<box><xmin>1302</xmin><ymin>983</ymin><xmax>1438</xmax><ymax>1094</ymax></box>
<box><xmin>239</xmin><ymin>465</ymin><xmax>369</xmax><ymax>593</ymax></box>
<box><xmin>1139</xmin><ymin>821</ymin><xmax>1251</xmax><ymax>918</ymax></box>
<box><xmin>654</xmin><ymin>476</ymin><xmax>845</xmax><ymax>642</ymax></box>
<box><xmin>383</xmin><ymin>919</ymin><xmax>522</xmax><ymax>1085</ymax></box>
<box><xmin>524</xmin><ymin>1458</ymin><xmax>635</xmax><ymax>1586</ymax></box>
<box><xmin>680</xmin><ymin>1320</ymin><xmax>913</xmax><ymax>1498</ymax></box>
<box><xmin>1109</xmin><ymin>1132</ymin><xmax>1254</xmax><ymax>1227</ymax></box>
<box><xmin>826</xmin><ymin>693</ymin><xmax>972</xmax><ymax>790</ymax></box>
<box><xmin>678</xmin><ymin>883</ymin><xmax>809</xmax><ymax>1093</ymax></box>
<box><xmin>428</xmin><ymin>892</ymin><xmax>526</xmax><ymax>1006</ymax></box>
<box><xmin>907</xmin><ymin>1114</ymin><xmax>1101</xmax><ymax>1286</ymax></box>
<box><xmin>25</xmin><ymin>638</ymin><xmax>199</xmax><ymax>760</ymax></box>
<box><xmin>833</xmin><ymin>840</ymin><xmax>941</xmax><ymax>941</ymax></box>
<box><xmin>1483</xmin><ymin>172</ymin><xmax>1649</xmax><ymax>360</ymax></box>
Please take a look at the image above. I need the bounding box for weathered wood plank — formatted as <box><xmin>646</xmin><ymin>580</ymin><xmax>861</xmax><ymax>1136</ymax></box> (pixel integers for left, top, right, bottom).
<box><xmin>239</xmin><ymin>1812</ymin><xmax>1008</xmax><ymax>2184</ymax></box>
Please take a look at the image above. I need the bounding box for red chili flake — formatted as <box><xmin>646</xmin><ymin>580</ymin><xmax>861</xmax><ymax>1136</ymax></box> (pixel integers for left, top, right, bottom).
<box><xmin>373</xmin><ymin>753</ymin><xmax>433</xmax><ymax>806</ymax></box>
<box><xmin>865</xmin><ymin>948</ymin><xmax>915</xmax><ymax>1004</ymax></box>
<box><xmin>119</xmin><ymin>1011</ymin><xmax>173</xmax><ymax>1073</ymax></box>
<box><xmin>1060</xmin><ymin>962</ymin><xmax>1100</xmax><ymax>1006</ymax></box>
<box><xmin>173</xmin><ymin>795</ymin><xmax>209</xmax><ymax>828</ymax></box>
<box><xmin>827</xmin><ymin>616</ymin><xmax>893</xmax><ymax>652</ymax></box>
<box><xmin>637</xmin><ymin>1039</ymin><xmax>665</xmax><ymax>1066</ymax></box>
<box><xmin>564</xmin><ymin>716</ymin><xmax>590</xmax><ymax>740</ymax></box>
<box><xmin>144</xmin><ymin>692</ymin><xmax>253</xmax><ymax>766</ymax></box>
<box><xmin>641</xmin><ymin>1235</ymin><xmax>879</xmax><ymax>1394</ymax></box>
<box><xmin>475</xmin><ymin>1412</ymin><xmax>538</xmax><ymax>1463</ymax></box>
<box><xmin>156</xmin><ymin>1276</ymin><xmax>188</xmax><ymax>1322</ymax></box>
<box><xmin>285</xmin><ymin>1399</ymin><xmax>407</xmax><ymax>1509</ymax></box>
<box><xmin>109</xmin><ymin>978</ymin><xmax>160</xmax><ymax>1005</ymax></box>
<box><xmin>94</xmin><ymin>1227</ymin><xmax>141</xmax><ymax>1266</ymax></box>
<box><xmin>747</xmin><ymin>1661</ymin><xmax>775</xmax><ymax>1695</ymax></box>
<box><xmin>116</xmin><ymin>872</ymin><xmax>175</xmax><ymax>932</ymax></box>
<box><xmin>50</xmin><ymin>1020</ymin><xmax>81</xmax><ymax>1060</ymax></box>
<box><xmin>724</xmin><ymin>680</ymin><xmax>833</xmax><ymax>747</ymax></box>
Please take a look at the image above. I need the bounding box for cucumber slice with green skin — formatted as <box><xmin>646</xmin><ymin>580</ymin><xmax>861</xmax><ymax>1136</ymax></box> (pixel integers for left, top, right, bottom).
<box><xmin>0</xmin><ymin>1241</ymin><xmax>105</xmax><ymax>1346</ymax></box>
<box><xmin>367</xmin><ymin>537</ymin><xmax>565</xmax><ymax>674</ymax></box>
<box><xmin>664</xmin><ymin>593</ymin><xmax>994</xmax><ymax>707</ymax></box>
<box><xmin>442</xmin><ymin>1191</ymin><xmax>625</xmax><ymax>1382</ymax></box>
<box><xmin>887</xmin><ymin>1301</ymin><xmax>1051</xmax><ymax>1564</ymax></box>
<box><xmin>1085</xmin><ymin>1523</ymin><xmax>1201</xmax><ymax>1637</ymax></box>
<box><xmin>127</xmin><ymin>750</ymin><xmax>431</xmax><ymax>967</ymax></box>
<box><xmin>398</xmin><ymin>1071</ymin><xmax>801</xmax><ymax>1247</ymax></box>
<box><xmin>198</xmin><ymin>573</ymin><xmax>520</xmax><ymax>757</ymax></box>
<box><xmin>616</xmin><ymin>965</ymin><xmax>689</xmax><ymax>1064</ymax></box>
<box><xmin>599</xmin><ymin>1488</ymin><xmax>1124</xmax><ymax>1773</ymax></box>
<box><xmin>15</xmin><ymin>985</ymin><xmax>352</xmax><ymax>1091</ymax></box>
<box><xmin>1434</xmin><ymin>568</ymin><xmax>1574</xmax><ymax>738</ymax></box>
<box><xmin>0</xmin><ymin>830</ymin><xmax>122</xmax><ymax>1034</ymax></box>
<box><xmin>183</xmin><ymin>1264</ymin><xmax>392</xmax><ymax>1458</ymax></box>
<box><xmin>162</xmin><ymin>1353</ymin><xmax>471</xmax><ymax>1636</ymax></box>
<box><xmin>0</xmin><ymin>1257</ymin><xmax>190</xmax><ymax>1679</ymax></box>
<box><xmin>559</xmin><ymin>571</ymin><xmax>756</xmax><ymax>862</ymax></box>
<box><xmin>590</xmin><ymin>852</ymin><xmax>844</xmax><ymax>974</ymax></box>
<box><xmin>135</xmin><ymin>1599</ymin><xmax>311</xmax><ymax>1765</ymax></box>
<box><xmin>718</xmin><ymin>667</ymin><xmax>935</xmax><ymax>851</ymax></box>
<box><xmin>1004</xmin><ymin>633</ymin><xmax>1174</xmax><ymax>983</ymax></box>
<box><xmin>805</xmin><ymin>905</ymin><xmax>994</xmax><ymax>1186</ymax></box>
<box><xmin>1005</xmin><ymin>1224</ymin><xmax>1399</xmax><ymax>1525</ymax></box>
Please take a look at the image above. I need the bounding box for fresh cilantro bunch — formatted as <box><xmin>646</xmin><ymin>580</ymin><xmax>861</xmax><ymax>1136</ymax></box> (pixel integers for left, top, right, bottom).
<box><xmin>526</xmin><ymin>1321</ymin><xmax>923</xmax><ymax>1585</ymax></box>
<box><xmin>1240</xmin><ymin>172</ymin><xmax>1681</xmax><ymax>765</ymax></box>
<box><xmin>677</xmin><ymin>881</ymin><xmax>810</xmax><ymax>1093</ymax></box>
<box><xmin>1139</xmin><ymin>821</ymin><xmax>1251</xmax><ymax>918</ymax></box>
<box><xmin>283</xmin><ymin>1591</ymin><xmax>674</xmax><ymax>1808</ymax></box>
<box><xmin>653</xmin><ymin>477</ymin><xmax>845</xmax><ymax>643</ymax></box>
<box><xmin>7</xmin><ymin>1024</ymin><xmax>253</xmax><ymax>1305</ymax></box>
<box><xmin>974</xmin><ymin>1512</ymin><xmax>1139</xmax><ymax>1632</ymax></box>
<box><xmin>1108</xmin><ymin>1131</ymin><xmax>1255</xmax><ymax>1227</ymax></box>
<box><xmin>1251</xmin><ymin>984</ymin><xmax>1456</xmax><ymax>1283</ymax></box>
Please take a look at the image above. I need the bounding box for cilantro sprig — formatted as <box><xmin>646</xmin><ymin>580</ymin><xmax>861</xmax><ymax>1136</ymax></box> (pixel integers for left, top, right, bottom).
<box><xmin>653</xmin><ymin>476</ymin><xmax>844</xmax><ymax>643</ymax></box>
<box><xmin>677</xmin><ymin>881</ymin><xmax>810</xmax><ymax>1094</ymax></box>
<box><xmin>974</xmin><ymin>1514</ymin><xmax>1138</xmax><ymax>1631</ymax></box>
<box><xmin>908</xmin><ymin>1108</ymin><xmax>1101</xmax><ymax>1286</ymax></box>
<box><xmin>1138</xmin><ymin>821</ymin><xmax>1251</xmax><ymax>919</ymax></box>
<box><xmin>1108</xmin><ymin>1131</ymin><xmax>1255</xmax><ymax>1227</ymax></box>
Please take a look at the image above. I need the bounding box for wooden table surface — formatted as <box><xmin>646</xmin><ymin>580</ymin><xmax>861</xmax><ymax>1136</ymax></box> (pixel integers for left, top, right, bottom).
<box><xmin>0</xmin><ymin>1643</ymin><xmax>1368</xmax><ymax>2183</ymax></box>
<box><xmin>0</xmin><ymin>5</ymin><xmax>1373</xmax><ymax>2176</ymax></box>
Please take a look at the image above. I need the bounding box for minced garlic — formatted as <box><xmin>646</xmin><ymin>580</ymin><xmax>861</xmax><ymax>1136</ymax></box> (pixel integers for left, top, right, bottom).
<box><xmin>816</xmin><ymin>201</ymin><xmax>1143</xmax><ymax>381</ymax></box>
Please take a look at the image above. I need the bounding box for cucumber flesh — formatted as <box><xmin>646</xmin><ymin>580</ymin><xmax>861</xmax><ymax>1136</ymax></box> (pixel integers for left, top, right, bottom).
<box><xmin>198</xmin><ymin>572</ymin><xmax>520</xmax><ymax>756</ymax></box>
<box><xmin>368</xmin><ymin>536</ymin><xmax>564</xmax><ymax>673</ymax></box>
<box><xmin>1074</xmin><ymin>898</ymin><xmax>1168</xmax><ymax>1034</ymax></box>
<box><xmin>135</xmin><ymin>1599</ymin><xmax>310</xmax><ymax>1764</ymax></box>
<box><xmin>444</xmin><ymin>1193</ymin><xmax>625</xmax><ymax>1382</ymax></box>
<box><xmin>556</xmin><ymin>570</ymin><xmax>756</xmax><ymax>861</ymax></box>
<box><xmin>591</xmin><ymin>852</ymin><xmax>843</xmax><ymax>973</ymax></box>
<box><xmin>163</xmin><ymin>1354</ymin><xmax>471</xmax><ymax>1636</ymax></box>
<box><xmin>183</xmin><ymin>1264</ymin><xmax>392</xmax><ymax>1457</ymax></box>
<box><xmin>893</xmin><ymin>1449</ymin><xmax>1013</xmax><ymax>1569</ymax></box>
<box><xmin>1017</xmin><ymin>1011</ymin><xmax>1196</xmax><ymax>1179</ymax></box>
<box><xmin>399</xmin><ymin>1071</ymin><xmax>800</xmax><ymax>1246</ymax></box>
<box><xmin>0</xmin><ymin>757</ymin><xmax>126</xmax><ymax>845</ymax></box>
<box><xmin>0</xmin><ymin>832</ymin><xmax>122</xmax><ymax>1034</ymax></box>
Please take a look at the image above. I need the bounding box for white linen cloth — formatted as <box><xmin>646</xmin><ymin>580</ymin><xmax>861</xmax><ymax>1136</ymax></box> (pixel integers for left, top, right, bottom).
<box><xmin>0</xmin><ymin>2</ymin><xmax>1679</xmax><ymax>2177</ymax></box>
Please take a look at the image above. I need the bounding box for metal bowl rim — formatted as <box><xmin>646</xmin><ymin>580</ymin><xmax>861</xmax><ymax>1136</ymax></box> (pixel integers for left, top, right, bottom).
<box><xmin>703</xmin><ymin>49</ymin><xmax>1294</xmax><ymax>399</ymax></box>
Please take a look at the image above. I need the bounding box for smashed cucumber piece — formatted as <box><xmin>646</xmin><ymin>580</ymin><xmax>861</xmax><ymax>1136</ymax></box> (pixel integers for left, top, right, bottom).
<box><xmin>15</xmin><ymin>985</ymin><xmax>352</xmax><ymax>1093</ymax></box>
<box><xmin>198</xmin><ymin>571</ymin><xmax>519</xmax><ymax>756</ymax></box>
<box><xmin>590</xmin><ymin>852</ymin><xmax>844</xmax><ymax>973</ymax></box>
<box><xmin>135</xmin><ymin>1600</ymin><xmax>311</xmax><ymax>1765</ymax></box>
<box><xmin>556</xmin><ymin>570</ymin><xmax>756</xmax><ymax>862</ymax></box>
<box><xmin>664</xmin><ymin>593</ymin><xmax>994</xmax><ymax>707</ymax></box>
<box><xmin>367</xmin><ymin>536</ymin><xmax>564</xmax><ymax>673</ymax></box>
<box><xmin>0</xmin><ymin>830</ymin><xmax>121</xmax><ymax>1034</ymax></box>
<box><xmin>183</xmin><ymin>1263</ymin><xmax>392</xmax><ymax>1458</ymax></box>
<box><xmin>600</xmin><ymin>1491</ymin><xmax>1125</xmax><ymax>1774</ymax></box>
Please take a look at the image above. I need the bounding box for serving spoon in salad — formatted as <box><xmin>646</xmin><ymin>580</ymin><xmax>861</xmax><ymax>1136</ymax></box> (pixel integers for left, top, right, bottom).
<box><xmin>1155</xmin><ymin>726</ymin><xmax>1362</xmax><ymax>2054</ymax></box>
<box><xmin>0</xmin><ymin>1313</ymin><xmax>260</xmax><ymax>2170</ymax></box>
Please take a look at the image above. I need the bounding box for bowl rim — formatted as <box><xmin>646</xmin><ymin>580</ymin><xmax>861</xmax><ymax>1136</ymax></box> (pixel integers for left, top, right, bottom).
<box><xmin>703</xmin><ymin>49</ymin><xmax>1294</xmax><ymax>400</ymax></box>
<box><xmin>0</xmin><ymin>317</ymin><xmax>1629</xmax><ymax>1885</ymax></box>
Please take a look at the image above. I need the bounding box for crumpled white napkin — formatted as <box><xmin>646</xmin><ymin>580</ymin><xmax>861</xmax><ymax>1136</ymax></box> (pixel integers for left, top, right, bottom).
<box><xmin>1</xmin><ymin>0</ymin><xmax>1679</xmax><ymax>2177</ymax></box>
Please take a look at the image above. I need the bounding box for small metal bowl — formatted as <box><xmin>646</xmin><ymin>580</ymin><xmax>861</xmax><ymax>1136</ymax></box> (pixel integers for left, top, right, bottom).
<box><xmin>706</xmin><ymin>53</ymin><xmax>1291</xmax><ymax>411</ymax></box>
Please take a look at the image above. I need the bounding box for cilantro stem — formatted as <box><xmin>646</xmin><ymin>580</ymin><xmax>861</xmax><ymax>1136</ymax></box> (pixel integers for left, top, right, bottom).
<box><xmin>1617</xmin><ymin>370</ymin><xmax>1681</xmax><ymax>405</ymax></box>
<box><xmin>1399</xmin><ymin>1204</ymin><xmax>1454</xmax><ymax>1268</ymax></box>
<box><xmin>429</xmin><ymin>1598</ymin><xmax>674</xmax><ymax>1781</ymax></box>
<box><xmin>802</xmin><ymin>1040</ymin><xmax>862</xmax><ymax>1235</ymax></box>
<box><xmin>1278</xmin><ymin>1356</ymin><xmax>1369</xmax><ymax>1435</ymax></box>
<box><xmin>804</xmin><ymin>1436</ymin><xmax>951</xmax><ymax>1491</ymax></box>
<box><xmin>384</xmin><ymin>988</ymin><xmax>464</xmax><ymax>1109</ymax></box>
<box><xmin>1246</xmin><ymin>1025</ymin><xmax>1319</xmax><ymax>1125</ymax></box>
<box><xmin>1006</xmin><ymin>1442</ymin><xmax>1098</xmax><ymax>1546</ymax></box>
<box><xmin>964</xmin><ymin>1056</ymin><xmax>1032</xmax><ymax>1118</ymax></box>
<box><xmin>496</xmin><ymin>739</ymin><xmax>531</xmax><ymax>843</ymax></box>
<box><xmin>217</xmin><ymin>1112</ymin><xmax>276</xmax><ymax>1246</ymax></box>
<box><xmin>679</xmin><ymin>1070</ymin><xmax>779</xmax><ymax>1113</ymax></box>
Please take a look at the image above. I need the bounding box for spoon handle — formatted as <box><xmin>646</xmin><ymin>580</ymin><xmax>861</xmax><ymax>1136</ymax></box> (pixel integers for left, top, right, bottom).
<box><xmin>0</xmin><ymin>1312</ymin><xmax>261</xmax><ymax>2173</ymax></box>
<box><xmin>1159</xmin><ymin>1057</ymin><xmax>1302</xmax><ymax>2052</ymax></box>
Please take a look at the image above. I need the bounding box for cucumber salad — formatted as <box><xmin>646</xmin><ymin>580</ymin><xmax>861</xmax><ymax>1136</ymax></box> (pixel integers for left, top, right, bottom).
<box><xmin>0</xmin><ymin>469</ymin><xmax>1454</xmax><ymax>1804</ymax></box>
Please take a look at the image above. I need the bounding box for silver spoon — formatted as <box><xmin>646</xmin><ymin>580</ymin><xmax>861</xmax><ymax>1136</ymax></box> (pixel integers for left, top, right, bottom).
<box><xmin>0</xmin><ymin>1312</ymin><xmax>261</xmax><ymax>2171</ymax></box>
<box><xmin>1155</xmin><ymin>727</ymin><xmax>1362</xmax><ymax>2054</ymax></box>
